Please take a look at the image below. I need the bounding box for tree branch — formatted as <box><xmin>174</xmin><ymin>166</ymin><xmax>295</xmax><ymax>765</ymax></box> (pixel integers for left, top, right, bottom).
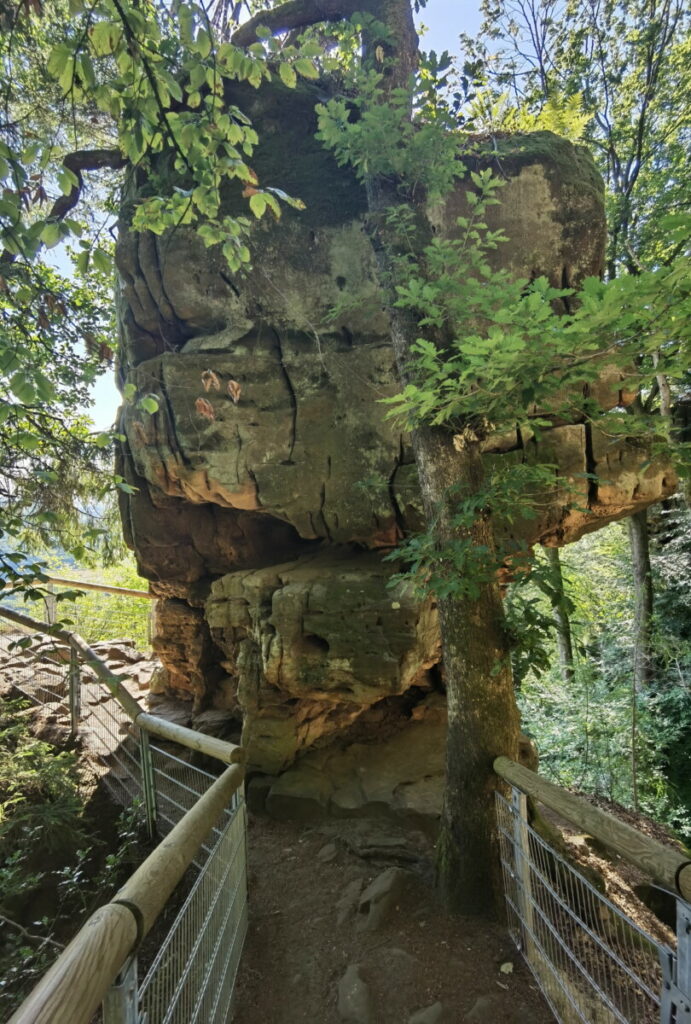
<box><xmin>231</xmin><ymin>0</ymin><xmax>367</xmax><ymax>46</ymax></box>
<box><xmin>0</xmin><ymin>912</ymin><xmax>64</xmax><ymax>951</ymax></box>
<box><xmin>49</xmin><ymin>148</ymin><xmax>127</xmax><ymax>224</ymax></box>
<box><xmin>0</xmin><ymin>148</ymin><xmax>126</xmax><ymax>268</ymax></box>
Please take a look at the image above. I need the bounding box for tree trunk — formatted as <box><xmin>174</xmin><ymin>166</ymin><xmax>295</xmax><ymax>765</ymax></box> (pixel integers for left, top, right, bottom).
<box><xmin>545</xmin><ymin>546</ymin><xmax>575</xmax><ymax>685</ymax></box>
<box><xmin>628</xmin><ymin>508</ymin><xmax>654</xmax><ymax>691</ymax></box>
<box><xmin>379</xmin><ymin>348</ymin><xmax>521</xmax><ymax>916</ymax></box>
<box><xmin>358</xmin><ymin>0</ymin><xmax>520</xmax><ymax>916</ymax></box>
<box><xmin>423</xmin><ymin>435</ymin><xmax>520</xmax><ymax>914</ymax></box>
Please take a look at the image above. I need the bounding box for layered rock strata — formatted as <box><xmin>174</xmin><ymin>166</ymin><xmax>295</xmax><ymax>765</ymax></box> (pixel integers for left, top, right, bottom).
<box><xmin>116</xmin><ymin>83</ymin><xmax>675</xmax><ymax>819</ymax></box>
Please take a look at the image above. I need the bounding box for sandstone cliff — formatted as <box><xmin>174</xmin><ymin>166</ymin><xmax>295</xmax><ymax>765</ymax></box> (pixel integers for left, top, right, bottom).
<box><xmin>115</xmin><ymin>83</ymin><xmax>675</xmax><ymax>819</ymax></box>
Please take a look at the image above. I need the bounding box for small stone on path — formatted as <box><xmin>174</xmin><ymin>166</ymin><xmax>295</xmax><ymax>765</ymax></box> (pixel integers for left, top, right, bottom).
<box><xmin>317</xmin><ymin>841</ymin><xmax>338</xmax><ymax>863</ymax></box>
<box><xmin>337</xmin><ymin>878</ymin><xmax>364</xmax><ymax>925</ymax></box>
<box><xmin>408</xmin><ymin>1002</ymin><xmax>445</xmax><ymax>1024</ymax></box>
<box><xmin>464</xmin><ymin>994</ymin><xmax>500</xmax><ymax>1021</ymax></box>
<box><xmin>337</xmin><ymin>963</ymin><xmax>371</xmax><ymax>1024</ymax></box>
<box><xmin>357</xmin><ymin>866</ymin><xmax>409</xmax><ymax>931</ymax></box>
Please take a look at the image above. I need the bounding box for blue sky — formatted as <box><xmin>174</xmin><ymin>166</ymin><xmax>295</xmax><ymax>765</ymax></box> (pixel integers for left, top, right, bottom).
<box><xmin>419</xmin><ymin>1</ymin><xmax>482</xmax><ymax>54</ymax></box>
<box><xmin>86</xmin><ymin>0</ymin><xmax>483</xmax><ymax>430</ymax></box>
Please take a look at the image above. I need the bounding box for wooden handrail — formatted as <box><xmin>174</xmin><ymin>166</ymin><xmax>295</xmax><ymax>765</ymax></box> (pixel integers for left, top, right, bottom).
<box><xmin>8</xmin><ymin>763</ymin><xmax>244</xmax><ymax>1024</ymax></box>
<box><xmin>115</xmin><ymin>763</ymin><xmax>244</xmax><ymax>936</ymax></box>
<box><xmin>136</xmin><ymin>711</ymin><xmax>244</xmax><ymax>765</ymax></box>
<box><xmin>0</xmin><ymin>603</ymin><xmax>142</xmax><ymax>719</ymax></box>
<box><xmin>494</xmin><ymin>755</ymin><xmax>691</xmax><ymax>901</ymax></box>
<box><xmin>0</xmin><ymin>604</ymin><xmax>242</xmax><ymax>764</ymax></box>
<box><xmin>2</xmin><ymin>574</ymin><xmax>156</xmax><ymax>599</ymax></box>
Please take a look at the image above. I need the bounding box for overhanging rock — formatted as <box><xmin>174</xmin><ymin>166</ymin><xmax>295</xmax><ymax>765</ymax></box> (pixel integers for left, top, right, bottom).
<box><xmin>116</xmin><ymin>83</ymin><xmax>675</xmax><ymax>820</ymax></box>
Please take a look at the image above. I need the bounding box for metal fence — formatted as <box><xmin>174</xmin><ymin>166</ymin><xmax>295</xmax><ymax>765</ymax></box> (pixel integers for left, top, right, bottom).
<box><xmin>137</xmin><ymin>793</ymin><xmax>248</xmax><ymax>1024</ymax></box>
<box><xmin>0</xmin><ymin>624</ymin><xmax>144</xmax><ymax>808</ymax></box>
<box><xmin>496</xmin><ymin>787</ymin><xmax>690</xmax><ymax>1024</ymax></box>
<box><xmin>0</xmin><ymin>613</ymin><xmax>248</xmax><ymax>1024</ymax></box>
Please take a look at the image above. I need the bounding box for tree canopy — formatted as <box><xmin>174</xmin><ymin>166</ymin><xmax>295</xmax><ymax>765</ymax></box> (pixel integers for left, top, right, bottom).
<box><xmin>1</xmin><ymin>0</ymin><xmax>690</xmax><ymax>913</ymax></box>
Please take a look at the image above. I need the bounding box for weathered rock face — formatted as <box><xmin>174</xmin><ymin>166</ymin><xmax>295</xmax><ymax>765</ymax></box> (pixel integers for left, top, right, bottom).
<box><xmin>116</xmin><ymin>82</ymin><xmax>675</xmax><ymax>819</ymax></box>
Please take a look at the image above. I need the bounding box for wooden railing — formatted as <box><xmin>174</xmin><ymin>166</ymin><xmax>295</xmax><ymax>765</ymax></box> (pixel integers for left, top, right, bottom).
<box><xmin>8</xmin><ymin>763</ymin><xmax>244</xmax><ymax>1024</ymax></box>
<box><xmin>0</xmin><ymin>604</ymin><xmax>244</xmax><ymax>765</ymax></box>
<box><xmin>0</xmin><ymin>601</ymin><xmax>247</xmax><ymax>1023</ymax></box>
<box><xmin>494</xmin><ymin>755</ymin><xmax>691</xmax><ymax>901</ymax></box>
<box><xmin>2</xmin><ymin>574</ymin><xmax>156</xmax><ymax>599</ymax></box>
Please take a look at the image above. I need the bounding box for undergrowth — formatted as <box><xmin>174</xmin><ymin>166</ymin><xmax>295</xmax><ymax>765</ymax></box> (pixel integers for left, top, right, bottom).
<box><xmin>0</xmin><ymin>699</ymin><xmax>146</xmax><ymax>1016</ymax></box>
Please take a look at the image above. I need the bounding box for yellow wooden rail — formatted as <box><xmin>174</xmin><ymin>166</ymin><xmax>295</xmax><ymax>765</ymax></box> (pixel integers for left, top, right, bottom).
<box><xmin>0</xmin><ymin>604</ymin><xmax>244</xmax><ymax>764</ymax></box>
<box><xmin>8</xmin><ymin>764</ymin><xmax>244</xmax><ymax>1024</ymax></box>
<box><xmin>2</xmin><ymin>574</ymin><xmax>156</xmax><ymax>599</ymax></box>
<box><xmin>494</xmin><ymin>755</ymin><xmax>691</xmax><ymax>901</ymax></box>
<box><xmin>0</xmin><ymin>602</ymin><xmax>246</xmax><ymax>1022</ymax></box>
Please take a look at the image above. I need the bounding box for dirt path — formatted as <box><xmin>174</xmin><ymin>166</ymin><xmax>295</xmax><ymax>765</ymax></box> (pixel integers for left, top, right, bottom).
<box><xmin>232</xmin><ymin>814</ymin><xmax>553</xmax><ymax>1024</ymax></box>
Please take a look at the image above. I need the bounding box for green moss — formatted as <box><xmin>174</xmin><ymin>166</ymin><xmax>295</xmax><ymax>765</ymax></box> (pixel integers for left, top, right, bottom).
<box><xmin>461</xmin><ymin>130</ymin><xmax>603</xmax><ymax>208</ymax></box>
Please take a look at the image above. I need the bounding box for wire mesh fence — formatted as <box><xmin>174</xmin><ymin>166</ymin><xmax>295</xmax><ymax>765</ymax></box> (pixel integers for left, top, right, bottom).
<box><xmin>138</xmin><ymin>793</ymin><xmax>248</xmax><ymax>1024</ymax></box>
<box><xmin>0</xmin><ymin>625</ymin><xmax>72</xmax><ymax>706</ymax></box>
<box><xmin>0</xmin><ymin>609</ymin><xmax>248</xmax><ymax>1024</ymax></box>
<box><xmin>496</xmin><ymin>787</ymin><xmax>682</xmax><ymax>1024</ymax></box>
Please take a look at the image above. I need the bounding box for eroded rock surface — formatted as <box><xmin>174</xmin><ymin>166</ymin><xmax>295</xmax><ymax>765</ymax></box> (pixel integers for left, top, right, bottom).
<box><xmin>116</xmin><ymin>82</ymin><xmax>675</xmax><ymax>818</ymax></box>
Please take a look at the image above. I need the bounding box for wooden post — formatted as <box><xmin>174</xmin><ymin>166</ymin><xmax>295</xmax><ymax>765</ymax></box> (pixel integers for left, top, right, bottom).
<box><xmin>512</xmin><ymin>787</ymin><xmax>535</xmax><ymax>955</ymax></box>
<box><xmin>139</xmin><ymin>729</ymin><xmax>158</xmax><ymax>840</ymax></box>
<box><xmin>676</xmin><ymin>901</ymin><xmax>691</xmax><ymax>1018</ymax></box>
<box><xmin>102</xmin><ymin>956</ymin><xmax>139</xmax><ymax>1024</ymax></box>
<box><xmin>44</xmin><ymin>585</ymin><xmax>57</xmax><ymax>625</ymax></box>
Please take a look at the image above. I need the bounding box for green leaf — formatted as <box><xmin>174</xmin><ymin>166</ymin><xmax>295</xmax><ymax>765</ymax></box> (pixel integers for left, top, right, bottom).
<box><xmin>195</xmin><ymin>28</ymin><xmax>211</xmax><ymax>59</ymax></box>
<box><xmin>39</xmin><ymin>221</ymin><xmax>62</xmax><ymax>248</ymax></box>
<box><xmin>57</xmin><ymin>167</ymin><xmax>79</xmax><ymax>195</ymax></box>
<box><xmin>33</xmin><ymin>371</ymin><xmax>56</xmax><ymax>402</ymax></box>
<box><xmin>10</xmin><ymin>373</ymin><xmax>36</xmax><ymax>404</ymax></box>
<box><xmin>294</xmin><ymin>57</ymin><xmax>319</xmax><ymax>79</ymax></box>
<box><xmin>47</xmin><ymin>42</ymin><xmax>72</xmax><ymax>79</ymax></box>
<box><xmin>249</xmin><ymin>192</ymin><xmax>268</xmax><ymax>218</ymax></box>
<box><xmin>279</xmin><ymin>63</ymin><xmax>297</xmax><ymax>88</ymax></box>
<box><xmin>89</xmin><ymin>21</ymin><xmax>119</xmax><ymax>56</ymax></box>
<box><xmin>15</xmin><ymin>432</ymin><xmax>40</xmax><ymax>452</ymax></box>
<box><xmin>92</xmin><ymin>247</ymin><xmax>112</xmax><ymax>273</ymax></box>
<box><xmin>139</xmin><ymin>394</ymin><xmax>159</xmax><ymax>414</ymax></box>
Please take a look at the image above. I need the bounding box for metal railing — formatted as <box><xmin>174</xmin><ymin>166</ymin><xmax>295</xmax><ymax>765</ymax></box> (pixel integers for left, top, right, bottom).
<box><xmin>138</xmin><ymin>794</ymin><xmax>248</xmax><ymax>1024</ymax></box>
<box><xmin>0</xmin><ymin>603</ymin><xmax>248</xmax><ymax>1024</ymax></box>
<box><xmin>495</xmin><ymin>757</ymin><xmax>691</xmax><ymax>1024</ymax></box>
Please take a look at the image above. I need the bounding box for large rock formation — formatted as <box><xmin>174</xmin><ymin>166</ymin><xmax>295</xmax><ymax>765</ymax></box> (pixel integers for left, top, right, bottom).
<box><xmin>116</xmin><ymin>82</ymin><xmax>675</xmax><ymax>820</ymax></box>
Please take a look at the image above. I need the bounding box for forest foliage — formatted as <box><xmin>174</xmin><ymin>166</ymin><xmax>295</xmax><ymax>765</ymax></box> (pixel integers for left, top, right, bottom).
<box><xmin>0</xmin><ymin>0</ymin><xmax>689</xmax><ymax>908</ymax></box>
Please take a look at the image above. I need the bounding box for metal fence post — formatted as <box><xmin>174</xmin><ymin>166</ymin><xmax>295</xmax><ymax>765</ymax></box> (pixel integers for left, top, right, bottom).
<box><xmin>102</xmin><ymin>955</ymin><xmax>140</xmax><ymax>1024</ymax></box>
<box><xmin>44</xmin><ymin>584</ymin><xmax>57</xmax><ymax>626</ymax></box>
<box><xmin>512</xmin><ymin>786</ymin><xmax>535</xmax><ymax>954</ymax></box>
<box><xmin>139</xmin><ymin>728</ymin><xmax>158</xmax><ymax>841</ymax></box>
<box><xmin>68</xmin><ymin>648</ymin><xmax>81</xmax><ymax>739</ymax></box>
<box><xmin>679</xmin><ymin>900</ymin><xmax>691</xmax><ymax>1006</ymax></box>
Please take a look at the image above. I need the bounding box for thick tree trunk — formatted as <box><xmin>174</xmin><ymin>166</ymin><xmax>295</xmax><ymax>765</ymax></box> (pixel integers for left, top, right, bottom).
<box><xmin>380</xmin><ymin>369</ymin><xmax>520</xmax><ymax>917</ymax></box>
<box><xmin>417</xmin><ymin>433</ymin><xmax>520</xmax><ymax>914</ymax></box>
<box><xmin>628</xmin><ymin>508</ymin><xmax>654</xmax><ymax>691</ymax></box>
<box><xmin>545</xmin><ymin>546</ymin><xmax>575</xmax><ymax>685</ymax></box>
<box><xmin>360</xmin><ymin>0</ymin><xmax>520</xmax><ymax>916</ymax></box>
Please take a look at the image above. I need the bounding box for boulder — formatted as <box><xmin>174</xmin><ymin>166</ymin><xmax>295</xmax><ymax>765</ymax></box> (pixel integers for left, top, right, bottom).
<box><xmin>115</xmin><ymin>84</ymin><xmax>676</xmax><ymax>817</ymax></box>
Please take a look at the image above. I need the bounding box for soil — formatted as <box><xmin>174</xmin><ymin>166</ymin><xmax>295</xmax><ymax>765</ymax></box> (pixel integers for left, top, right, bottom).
<box><xmin>543</xmin><ymin>794</ymin><xmax>682</xmax><ymax>945</ymax></box>
<box><xmin>231</xmin><ymin>814</ymin><xmax>554</xmax><ymax>1024</ymax></box>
